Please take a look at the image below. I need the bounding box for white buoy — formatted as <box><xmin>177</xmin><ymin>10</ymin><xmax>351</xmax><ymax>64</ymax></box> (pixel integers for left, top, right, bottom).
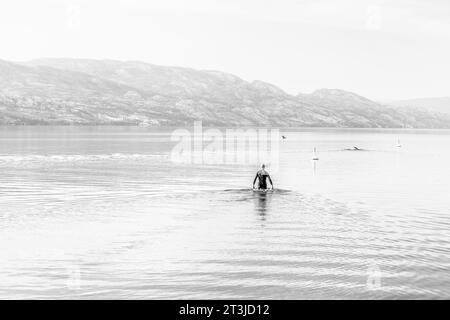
<box><xmin>312</xmin><ymin>147</ymin><xmax>319</xmax><ymax>160</ymax></box>
<box><xmin>397</xmin><ymin>138</ymin><xmax>402</xmax><ymax>148</ymax></box>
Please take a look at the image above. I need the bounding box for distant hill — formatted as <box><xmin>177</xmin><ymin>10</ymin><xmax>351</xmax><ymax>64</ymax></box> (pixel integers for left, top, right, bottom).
<box><xmin>388</xmin><ymin>97</ymin><xmax>450</xmax><ymax>115</ymax></box>
<box><xmin>0</xmin><ymin>58</ymin><xmax>448</xmax><ymax>128</ymax></box>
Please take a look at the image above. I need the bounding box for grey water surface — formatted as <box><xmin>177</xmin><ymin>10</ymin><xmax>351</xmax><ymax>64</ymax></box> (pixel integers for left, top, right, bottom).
<box><xmin>0</xmin><ymin>126</ymin><xmax>449</xmax><ymax>299</ymax></box>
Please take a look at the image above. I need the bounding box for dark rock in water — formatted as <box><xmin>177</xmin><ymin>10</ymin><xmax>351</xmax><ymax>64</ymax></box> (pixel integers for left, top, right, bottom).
<box><xmin>344</xmin><ymin>147</ymin><xmax>368</xmax><ymax>151</ymax></box>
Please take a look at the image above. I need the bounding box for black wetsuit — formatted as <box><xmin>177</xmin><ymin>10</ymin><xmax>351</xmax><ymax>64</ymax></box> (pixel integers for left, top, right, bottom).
<box><xmin>254</xmin><ymin>170</ymin><xmax>272</xmax><ymax>190</ymax></box>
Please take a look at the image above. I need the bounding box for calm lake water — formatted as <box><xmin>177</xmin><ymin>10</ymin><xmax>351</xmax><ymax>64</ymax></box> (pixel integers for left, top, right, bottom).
<box><xmin>0</xmin><ymin>126</ymin><xmax>449</xmax><ymax>299</ymax></box>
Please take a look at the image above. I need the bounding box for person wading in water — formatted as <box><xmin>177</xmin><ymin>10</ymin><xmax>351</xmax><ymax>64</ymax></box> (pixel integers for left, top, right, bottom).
<box><xmin>252</xmin><ymin>164</ymin><xmax>274</xmax><ymax>190</ymax></box>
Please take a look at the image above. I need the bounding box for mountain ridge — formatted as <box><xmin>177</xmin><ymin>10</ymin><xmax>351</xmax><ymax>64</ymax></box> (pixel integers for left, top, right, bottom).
<box><xmin>387</xmin><ymin>97</ymin><xmax>450</xmax><ymax>115</ymax></box>
<box><xmin>0</xmin><ymin>58</ymin><xmax>448</xmax><ymax>128</ymax></box>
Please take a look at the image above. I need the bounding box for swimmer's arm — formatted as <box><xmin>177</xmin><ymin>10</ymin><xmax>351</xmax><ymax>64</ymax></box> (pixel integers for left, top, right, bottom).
<box><xmin>268</xmin><ymin>175</ymin><xmax>274</xmax><ymax>189</ymax></box>
<box><xmin>253</xmin><ymin>174</ymin><xmax>258</xmax><ymax>188</ymax></box>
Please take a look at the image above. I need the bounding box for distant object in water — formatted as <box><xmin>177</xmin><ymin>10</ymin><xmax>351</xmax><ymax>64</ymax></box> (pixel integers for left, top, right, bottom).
<box><xmin>312</xmin><ymin>147</ymin><xmax>319</xmax><ymax>160</ymax></box>
<box><xmin>344</xmin><ymin>146</ymin><xmax>367</xmax><ymax>151</ymax></box>
<box><xmin>397</xmin><ymin>139</ymin><xmax>402</xmax><ymax>148</ymax></box>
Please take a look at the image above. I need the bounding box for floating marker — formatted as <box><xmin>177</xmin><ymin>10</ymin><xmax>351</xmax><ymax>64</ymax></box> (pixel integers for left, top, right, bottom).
<box><xmin>312</xmin><ymin>147</ymin><xmax>319</xmax><ymax>160</ymax></box>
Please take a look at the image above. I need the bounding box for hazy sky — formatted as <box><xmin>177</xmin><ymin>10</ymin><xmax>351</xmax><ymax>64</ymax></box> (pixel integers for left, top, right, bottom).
<box><xmin>1</xmin><ymin>0</ymin><xmax>449</xmax><ymax>99</ymax></box>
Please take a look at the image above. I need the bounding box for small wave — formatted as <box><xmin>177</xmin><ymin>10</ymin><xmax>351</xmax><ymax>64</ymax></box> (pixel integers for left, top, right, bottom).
<box><xmin>0</xmin><ymin>153</ymin><xmax>169</xmax><ymax>164</ymax></box>
<box><xmin>222</xmin><ymin>188</ymin><xmax>292</xmax><ymax>195</ymax></box>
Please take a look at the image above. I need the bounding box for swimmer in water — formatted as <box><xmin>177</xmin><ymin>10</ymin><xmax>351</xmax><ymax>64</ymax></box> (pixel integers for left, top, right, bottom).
<box><xmin>252</xmin><ymin>164</ymin><xmax>274</xmax><ymax>190</ymax></box>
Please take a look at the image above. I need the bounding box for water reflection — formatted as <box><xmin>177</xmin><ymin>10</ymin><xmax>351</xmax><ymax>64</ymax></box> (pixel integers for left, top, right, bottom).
<box><xmin>312</xmin><ymin>160</ymin><xmax>318</xmax><ymax>176</ymax></box>
<box><xmin>253</xmin><ymin>191</ymin><xmax>272</xmax><ymax>220</ymax></box>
